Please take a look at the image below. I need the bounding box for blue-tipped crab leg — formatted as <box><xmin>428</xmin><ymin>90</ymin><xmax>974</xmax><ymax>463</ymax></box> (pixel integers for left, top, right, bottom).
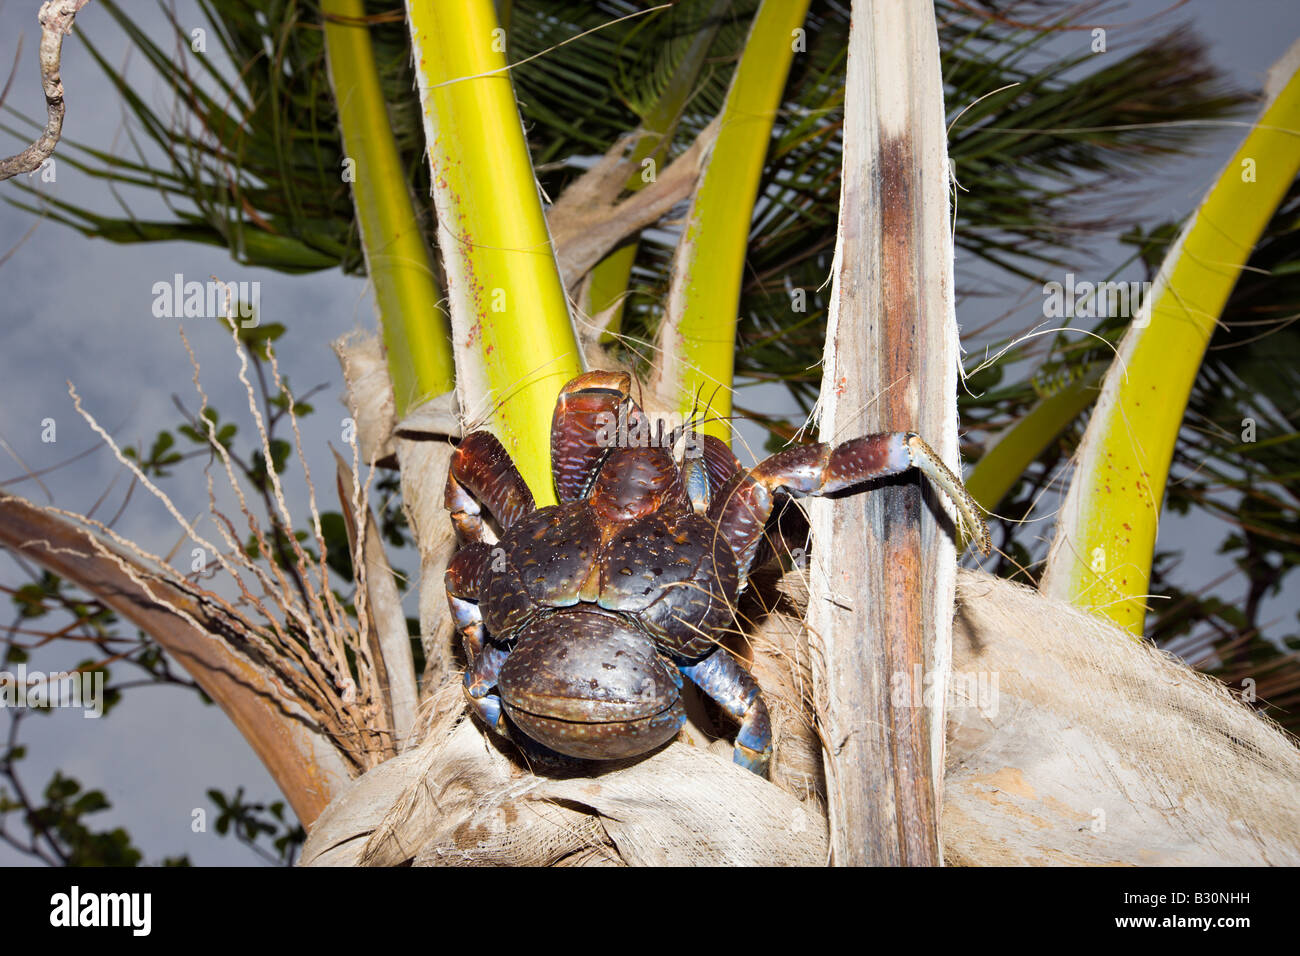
<box><xmin>680</xmin><ymin>651</ymin><xmax>773</xmax><ymax>776</ymax></box>
<box><xmin>445</xmin><ymin>431</ymin><xmax>535</xmax><ymax>543</ymax></box>
<box><xmin>445</xmin><ymin>541</ymin><xmax>491</xmax><ymax>660</ymax></box>
<box><xmin>709</xmin><ymin>431</ymin><xmax>991</xmax><ymax>583</ymax></box>
<box><xmin>463</xmin><ymin>642</ymin><xmax>510</xmax><ymax>738</ymax></box>
<box><xmin>445</xmin><ymin>541</ymin><xmax>510</xmax><ymax>736</ymax></box>
<box><xmin>444</xmin><ymin>541</ymin><xmax>511</xmax><ymax>738</ymax></box>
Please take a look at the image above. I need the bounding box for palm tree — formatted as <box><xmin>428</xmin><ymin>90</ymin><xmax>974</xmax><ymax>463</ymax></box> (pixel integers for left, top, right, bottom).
<box><xmin>2</xmin><ymin>0</ymin><xmax>1299</xmax><ymax>865</ymax></box>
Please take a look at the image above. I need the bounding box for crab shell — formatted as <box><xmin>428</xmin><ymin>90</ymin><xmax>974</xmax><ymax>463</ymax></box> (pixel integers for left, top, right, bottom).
<box><xmin>497</xmin><ymin>606</ymin><xmax>687</xmax><ymax>759</ymax></box>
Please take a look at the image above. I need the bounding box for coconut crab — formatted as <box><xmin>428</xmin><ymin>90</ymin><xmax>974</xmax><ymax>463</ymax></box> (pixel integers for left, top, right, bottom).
<box><xmin>444</xmin><ymin>371</ymin><xmax>990</xmax><ymax>777</ymax></box>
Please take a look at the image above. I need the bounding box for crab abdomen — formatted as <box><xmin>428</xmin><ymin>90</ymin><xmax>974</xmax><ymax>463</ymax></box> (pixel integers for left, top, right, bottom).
<box><xmin>498</xmin><ymin>607</ymin><xmax>686</xmax><ymax>760</ymax></box>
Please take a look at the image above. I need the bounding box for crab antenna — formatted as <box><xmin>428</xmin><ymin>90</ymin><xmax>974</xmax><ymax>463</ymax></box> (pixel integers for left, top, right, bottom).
<box><xmin>667</xmin><ymin>410</ymin><xmax>744</xmax><ymax>449</ymax></box>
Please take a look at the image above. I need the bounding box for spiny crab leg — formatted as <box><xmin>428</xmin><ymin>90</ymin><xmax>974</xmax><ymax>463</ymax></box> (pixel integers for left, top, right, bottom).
<box><xmin>709</xmin><ymin>431</ymin><xmax>991</xmax><ymax>583</ymax></box>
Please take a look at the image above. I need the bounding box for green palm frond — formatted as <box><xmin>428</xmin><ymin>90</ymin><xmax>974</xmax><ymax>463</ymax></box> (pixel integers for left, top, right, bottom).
<box><xmin>595</xmin><ymin>5</ymin><xmax>1245</xmax><ymax>433</ymax></box>
<box><xmin>1155</xmin><ymin>178</ymin><xmax>1300</xmax><ymax>728</ymax></box>
<box><xmin>2</xmin><ymin>0</ymin><xmax>433</xmax><ymax>273</ymax></box>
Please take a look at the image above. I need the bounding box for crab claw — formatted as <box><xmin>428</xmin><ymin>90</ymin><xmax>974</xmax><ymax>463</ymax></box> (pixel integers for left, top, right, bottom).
<box><xmin>559</xmin><ymin>370</ymin><xmax>632</xmax><ymax>395</ymax></box>
<box><xmin>552</xmin><ymin>371</ymin><xmax>634</xmax><ymax>503</ymax></box>
<box><xmin>446</xmin><ymin>431</ymin><xmax>536</xmax><ymax>542</ymax></box>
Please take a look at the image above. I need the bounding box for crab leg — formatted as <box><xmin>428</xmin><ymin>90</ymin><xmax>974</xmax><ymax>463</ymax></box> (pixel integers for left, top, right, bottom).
<box><xmin>709</xmin><ymin>431</ymin><xmax>991</xmax><ymax>581</ymax></box>
<box><xmin>463</xmin><ymin>642</ymin><xmax>510</xmax><ymax>738</ymax></box>
<box><xmin>445</xmin><ymin>543</ymin><xmax>512</xmax><ymax>736</ymax></box>
<box><xmin>445</xmin><ymin>431</ymin><xmax>536</xmax><ymax>542</ymax></box>
<box><xmin>445</xmin><ymin>541</ymin><xmax>492</xmax><ymax>660</ymax></box>
<box><xmin>680</xmin><ymin>651</ymin><xmax>773</xmax><ymax>776</ymax></box>
<box><xmin>682</xmin><ymin>434</ymin><xmax>741</xmax><ymax>512</ymax></box>
<box><xmin>700</xmin><ymin>434</ymin><xmax>741</xmax><ymax>489</ymax></box>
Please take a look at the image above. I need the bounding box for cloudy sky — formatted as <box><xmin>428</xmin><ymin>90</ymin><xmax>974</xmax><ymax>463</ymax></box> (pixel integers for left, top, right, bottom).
<box><xmin>0</xmin><ymin>0</ymin><xmax>1297</xmax><ymax>865</ymax></box>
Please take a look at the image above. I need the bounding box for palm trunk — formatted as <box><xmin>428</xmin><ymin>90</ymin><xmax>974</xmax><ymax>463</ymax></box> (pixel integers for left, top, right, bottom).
<box><xmin>805</xmin><ymin>0</ymin><xmax>960</xmax><ymax>866</ymax></box>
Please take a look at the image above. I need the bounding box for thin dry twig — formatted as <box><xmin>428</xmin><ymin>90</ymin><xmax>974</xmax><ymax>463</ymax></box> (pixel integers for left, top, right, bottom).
<box><xmin>0</xmin><ymin>0</ymin><xmax>91</xmax><ymax>182</ymax></box>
